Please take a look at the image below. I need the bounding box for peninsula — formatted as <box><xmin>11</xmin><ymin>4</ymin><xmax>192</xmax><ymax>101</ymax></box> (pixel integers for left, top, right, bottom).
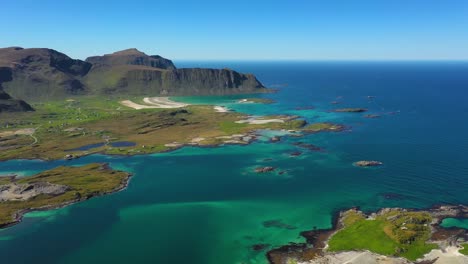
<box><xmin>0</xmin><ymin>163</ymin><xmax>131</xmax><ymax>228</ymax></box>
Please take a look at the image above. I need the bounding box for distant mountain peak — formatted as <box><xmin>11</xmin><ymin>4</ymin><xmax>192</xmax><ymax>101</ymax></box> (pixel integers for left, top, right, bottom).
<box><xmin>110</xmin><ymin>48</ymin><xmax>147</xmax><ymax>56</ymax></box>
<box><xmin>86</xmin><ymin>48</ymin><xmax>176</xmax><ymax>70</ymax></box>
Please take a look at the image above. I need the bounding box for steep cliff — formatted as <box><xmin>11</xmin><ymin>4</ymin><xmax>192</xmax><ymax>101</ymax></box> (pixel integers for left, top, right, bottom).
<box><xmin>84</xmin><ymin>48</ymin><xmax>266</xmax><ymax>96</ymax></box>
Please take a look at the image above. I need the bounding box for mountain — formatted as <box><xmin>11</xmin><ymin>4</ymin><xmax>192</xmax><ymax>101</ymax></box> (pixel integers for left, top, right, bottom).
<box><xmin>83</xmin><ymin>48</ymin><xmax>266</xmax><ymax>96</ymax></box>
<box><xmin>0</xmin><ymin>65</ymin><xmax>34</xmax><ymax>112</ymax></box>
<box><xmin>0</xmin><ymin>47</ymin><xmax>267</xmax><ymax>101</ymax></box>
<box><xmin>85</xmin><ymin>48</ymin><xmax>176</xmax><ymax>70</ymax></box>
<box><xmin>0</xmin><ymin>47</ymin><xmax>91</xmax><ymax>100</ymax></box>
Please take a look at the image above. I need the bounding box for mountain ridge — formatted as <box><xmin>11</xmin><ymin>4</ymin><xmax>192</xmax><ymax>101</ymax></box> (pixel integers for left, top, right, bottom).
<box><xmin>0</xmin><ymin>47</ymin><xmax>267</xmax><ymax>101</ymax></box>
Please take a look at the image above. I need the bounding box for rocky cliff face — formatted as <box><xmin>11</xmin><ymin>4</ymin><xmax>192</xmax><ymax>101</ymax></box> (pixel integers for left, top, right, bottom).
<box><xmin>0</xmin><ymin>64</ymin><xmax>34</xmax><ymax>112</ymax></box>
<box><xmin>0</xmin><ymin>89</ymin><xmax>34</xmax><ymax>112</ymax></box>
<box><xmin>160</xmin><ymin>68</ymin><xmax>264</xmax><ymax>95</ymax></box>
<box><xmin>0</xmin><ymin>47</ymin><xmax>267</xmax><ymax>101</ymax></box>
<box><xmin>83</xmin><ymin>48</ymin><xmax>266</xmax><ymax>96</ymax></box>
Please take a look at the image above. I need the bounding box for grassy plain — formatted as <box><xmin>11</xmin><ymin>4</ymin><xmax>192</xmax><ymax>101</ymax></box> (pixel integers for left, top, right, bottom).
<box><xmin>328</xmin><ymin>209</ymin><xmax>437</xmax><ymax>261</ymax></box>
<box><xmin>0</xmin><ymin>97</ymin><xmax>326</xmax><ymax>160</ymax></box>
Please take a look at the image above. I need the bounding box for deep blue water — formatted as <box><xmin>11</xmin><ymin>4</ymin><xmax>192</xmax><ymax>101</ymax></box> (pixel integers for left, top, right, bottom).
<box><xmin>1</xmin><ymin>61</ymin><xmax>468</xmax><ymax>264</ymax></box>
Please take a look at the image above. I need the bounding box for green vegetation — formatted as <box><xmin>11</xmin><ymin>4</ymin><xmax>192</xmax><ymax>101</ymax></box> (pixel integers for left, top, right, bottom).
<box><xmin>302</xmin><ymin>122</ymin><xmax>344</xmax><ymax>133</ymax></box>
<box><xmin>0</xmin><ymin>97</ymin><xmax>307</xmax><ymax>160</ymax></box>
<box><xmin>329</xmin><ymin>218</ymin><xmax>399</xmax><ymax>255</ymax></box>
<box><xmin>0</xmin><ymin>177</ymin><xmax>12</xmax><ymax>185</ymax></box>
<box><xmin>460</xmin><ymin>244</ymin><xmax>468</xmax><ymax>255</ymax></box>
<box><xmin>328</xmin><ymin>209</ymin><xmax>437</xmax><ymax>261</ymax></box>
<box><xmin>341</xmin><ymin>209</ymin><xmax>366</xmax><ymax>226</ymax></box>
<box><xmin>0</xmin><ymin>163</ymin><xmax>130</xmax><ymax>226</ymax></box>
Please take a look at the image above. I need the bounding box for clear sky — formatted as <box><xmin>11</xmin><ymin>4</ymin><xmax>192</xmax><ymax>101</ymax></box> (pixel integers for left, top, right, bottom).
<box><xmin>2</xmin><ymin>0</ymin><xmax>468</xmax><ymax>60</ymax></box>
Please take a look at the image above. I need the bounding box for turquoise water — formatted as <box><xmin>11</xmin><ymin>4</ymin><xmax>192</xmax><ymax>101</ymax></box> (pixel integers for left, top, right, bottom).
<box><xmin>441</xmin><ymin>218</ymin><xmax>468</xmax><ymax>229</ymax></box>
<box><xmin>1</xmin><ymin>62</ymin><xmax>468</xmax><ymax>263</ymax></box>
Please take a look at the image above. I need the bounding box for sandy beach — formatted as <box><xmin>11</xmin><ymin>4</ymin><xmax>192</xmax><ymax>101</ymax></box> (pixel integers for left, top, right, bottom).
<box><xmin>236</xmin><ymin>117</ymin><xmax>285</xmax><ymax>125</ymax></box>
<box><xmin>420</xmin><ymin>246</ymin><xmax>468</xmax><ymax>264</ymax></box>
<box><xmin>214</xmin><ymin>106</ymin><xmax>230</xmax><ymax>112</ymax></box>
<box><xmin>120</xmin><ymin>97</ymin><xmax>188</xmax><ymax>110</ymax></box>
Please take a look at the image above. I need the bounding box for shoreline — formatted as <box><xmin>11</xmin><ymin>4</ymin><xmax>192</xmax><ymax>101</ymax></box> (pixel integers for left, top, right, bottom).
<box><xmin>0</xmin><ymin>164</ymin><xmax>133</xmax><ymax>230</ymax></box>
<box><xmin>266</xmin><ymin>204</ymin><xmax>468</xmax><ymax>264</ymax></box>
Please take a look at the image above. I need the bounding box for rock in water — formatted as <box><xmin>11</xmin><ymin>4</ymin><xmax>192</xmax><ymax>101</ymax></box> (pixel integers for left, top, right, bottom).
<box><xmin>334</xmin><ymin>108</ymin><xmax>367</xmax><ymax>113</ymax></box>
<box><xmin>270</xmin><ymin>136</ymin><xmax>281</xmax><ymax>142</ymax></box>
<box><xmin>354</xmin><ymin>160</ymin><xmax>383</xmax><ymax>167</ymax></box>
<box><xmin>255</xmin><ymin>167</ymin><xmax>276</xmax><ymax>173</ymax></box>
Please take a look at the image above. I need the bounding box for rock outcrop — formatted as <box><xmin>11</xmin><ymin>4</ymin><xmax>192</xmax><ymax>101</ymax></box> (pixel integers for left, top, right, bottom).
<box><xmin>354</xmin><ymin>160</ymin><xmax>383</xmax><ymax>167</ymax></box>
<box><xmin>0</xmin><ymin>47</ymin><xmax>267</xmax><ymax>101</ymax></box>
<box><xmin>0</xmin><ymin>182</ymin><xmax>70</xmax><ymax>201</ymax></box>
<box><xmin>0</xmin><ymin>90</ymin><xmax>34</xmax><ymax>112</ymax></box>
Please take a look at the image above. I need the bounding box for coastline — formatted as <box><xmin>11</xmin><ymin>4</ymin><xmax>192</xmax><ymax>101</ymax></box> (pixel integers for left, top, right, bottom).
<box><xmin>266</xmin><ymin>205</ymin><xmax>468</xmax><ymax>264</ymax></box>
<box><xmin>0</xmin><ymin>164</ymin><xmax>133</xmax><ymax>230</ymax></box>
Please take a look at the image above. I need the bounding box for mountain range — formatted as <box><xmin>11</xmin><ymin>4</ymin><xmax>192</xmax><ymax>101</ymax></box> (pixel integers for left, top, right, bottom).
<box><xmin>0</xmin><ymin>47</ymin><xmax>267</xmax><ymax>111</ymax></box>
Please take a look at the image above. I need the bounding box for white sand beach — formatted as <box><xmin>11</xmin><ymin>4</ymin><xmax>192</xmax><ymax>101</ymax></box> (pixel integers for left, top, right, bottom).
<box><xmin>120</xmin><ymin>97</ymin><xmax>188</xmax><ymax>109</ymax></box>
<box><xmin>235</xmin><ymin>117</ymin><xmax>285</xmax><ymax>125</ymax></box>
<box><xmin>213</xmin><ymin>106</ymin><xmax>230</xmax><ymax>112</ymax></box>
<box><xmin>420</xmin><ymin>246</ymin><xmax>468</xmax><ymax>264</ymax></box>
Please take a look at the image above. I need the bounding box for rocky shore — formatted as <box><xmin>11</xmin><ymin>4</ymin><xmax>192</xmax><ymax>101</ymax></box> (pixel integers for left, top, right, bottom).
<box><xmin>0</xmin><ymin>163</ymin><xmax>132</xmax><ymax>229</ymax></box>
<box><xmin>266</xmin><ymin>205</ymin><xmax>468</xmax><ymax>264</ymax></box>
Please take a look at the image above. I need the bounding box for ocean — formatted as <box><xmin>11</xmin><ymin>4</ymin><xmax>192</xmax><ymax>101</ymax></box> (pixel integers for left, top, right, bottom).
<box><xmin>1</xmin><ymin>61</ymin><xmax>467</xmax><ymax>263</ymax></box>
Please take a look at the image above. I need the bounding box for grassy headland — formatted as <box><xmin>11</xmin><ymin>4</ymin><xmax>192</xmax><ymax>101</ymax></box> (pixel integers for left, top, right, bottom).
<box><xmin>328</xmin><ymin>209</ymin><xmax>437</xmax><ymax>260</ymax></box>
<box><xmin>0</xmin><ymin>163</ymin><xmax>131</xmax><ymax>227</ymax></box>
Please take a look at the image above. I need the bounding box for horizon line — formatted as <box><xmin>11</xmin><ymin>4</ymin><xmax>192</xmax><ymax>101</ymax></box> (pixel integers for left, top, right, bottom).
<box><xmin>173</xmin><ymin>58</ymin><xmax>468</xmax><ymax>62</ymax></box>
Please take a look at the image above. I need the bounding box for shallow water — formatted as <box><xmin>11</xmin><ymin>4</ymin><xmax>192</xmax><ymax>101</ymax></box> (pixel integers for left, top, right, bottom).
<box><xmin>441</xmin><ymin>218</ymin><xmax>468</xmax><ymax>229</ymax></box>
<box><xmin>1</xmin><ymin>62</ymin><xmax>468</xmax><ymax>264</ymax></box>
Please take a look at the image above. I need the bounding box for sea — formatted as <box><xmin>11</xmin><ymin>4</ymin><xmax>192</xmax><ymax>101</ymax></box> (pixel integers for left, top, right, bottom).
<box><xmin>1</xmin><ymin>61</ymin><xmax>467</xmax><ymax>264</ymax></box>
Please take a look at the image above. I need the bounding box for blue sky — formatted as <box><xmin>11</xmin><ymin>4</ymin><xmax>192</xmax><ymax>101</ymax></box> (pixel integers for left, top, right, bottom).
<box><xmin>2</xmin><ymin>0</ymin><xmax>468</xmax><ymax>60</ymax></box>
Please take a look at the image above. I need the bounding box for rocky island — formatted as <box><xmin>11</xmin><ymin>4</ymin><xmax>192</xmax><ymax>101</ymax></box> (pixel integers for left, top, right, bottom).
<box><xmin>334</xmin><ymin>108</ymin><xmax>367</xmax><ymax>113</ymax></box>
<box><xmin>354</xmin><ymin>160</ymin><xmax>384</xmax><ymax>167</ymax></box>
